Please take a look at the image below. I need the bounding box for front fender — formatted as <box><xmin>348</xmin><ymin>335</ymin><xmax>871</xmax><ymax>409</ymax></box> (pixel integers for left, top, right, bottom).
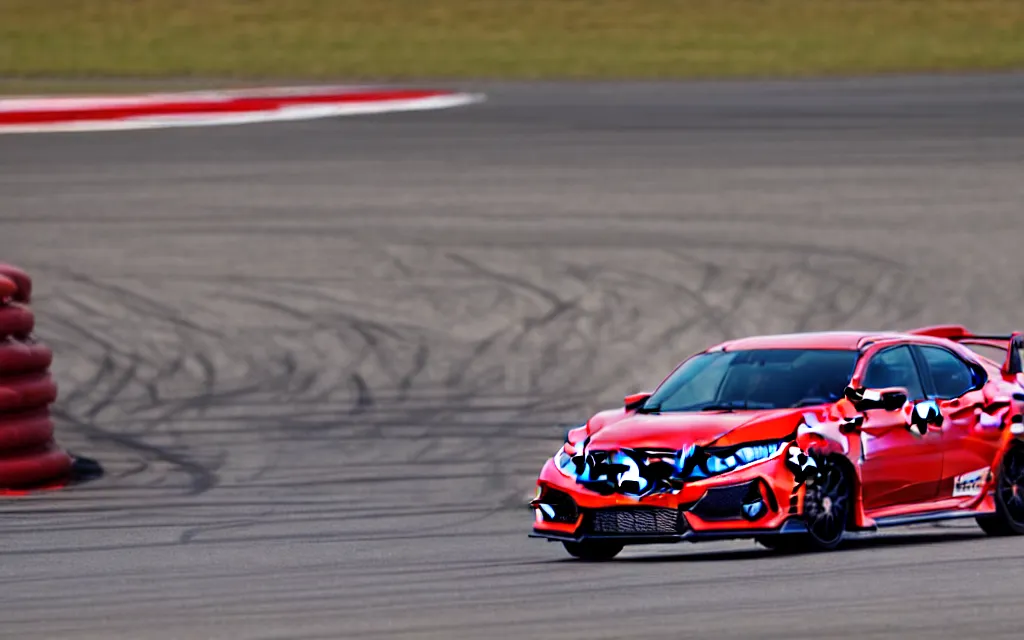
<box><xmin>792</xmin><ymin>410</ymin><xmax>870</xmax><ymax>530</ymax></box>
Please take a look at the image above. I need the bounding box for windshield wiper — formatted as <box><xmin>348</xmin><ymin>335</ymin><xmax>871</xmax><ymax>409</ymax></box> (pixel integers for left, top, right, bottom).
<box><xmin>698</xmin><ymin>401</ymin><xmax>750</xmax><ymax>412</ymax></box>
<box><xmin>636</xmin><ymin>403</ymin><xmax>661</xmax><ymax>414</ymax></box>
<box><xmin>793</xmin><ymin>398</ymin><xmax>832</xmax><ymax>408</ymax></box>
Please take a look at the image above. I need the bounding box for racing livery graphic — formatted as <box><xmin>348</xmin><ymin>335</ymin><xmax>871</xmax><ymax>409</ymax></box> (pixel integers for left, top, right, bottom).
<box><xmin>953</xmin><ymin>468</ymin><xmax>988</xmax><ymax>497</ymax></box>
<box><xmin>529</xmin><ymin>325</ymin><xmax>1024</xmax><ymax>560</ymax></box>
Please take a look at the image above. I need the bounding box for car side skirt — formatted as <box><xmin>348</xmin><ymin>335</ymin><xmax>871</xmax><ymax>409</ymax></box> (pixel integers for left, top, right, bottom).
<box><xmin>872</xmin><ymin>509</ymin><xmax>987</xmax><ymax>528</ymax></box>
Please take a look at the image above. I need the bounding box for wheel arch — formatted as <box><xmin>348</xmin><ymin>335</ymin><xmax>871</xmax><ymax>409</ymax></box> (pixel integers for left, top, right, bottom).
<box><xmin>798</xmin><ymin>433</ymin><xmax>868</xmax><ymax>530</ymax></box>
<box><xmin>822</xmin><ymin>452</ymin><xmax>864</xmax><ymax>530</ymax></box>
<box><xmin>994</xmin><ymin>412</ymin><xmax>1024</xmax><ymax>471</ymax></box>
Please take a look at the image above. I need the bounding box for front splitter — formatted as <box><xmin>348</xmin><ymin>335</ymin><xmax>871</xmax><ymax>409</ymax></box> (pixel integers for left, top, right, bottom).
<box><xmin>530</xmin><ymin>517</ymin><xmax>810</xmax><ymax>545</ymax></box>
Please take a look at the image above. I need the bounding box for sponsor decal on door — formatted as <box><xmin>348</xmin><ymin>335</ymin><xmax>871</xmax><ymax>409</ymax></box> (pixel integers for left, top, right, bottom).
<box><xmin>952</xmin><ymin>467</ymin><xmax>989</xmax><ymax>497</ymax></box>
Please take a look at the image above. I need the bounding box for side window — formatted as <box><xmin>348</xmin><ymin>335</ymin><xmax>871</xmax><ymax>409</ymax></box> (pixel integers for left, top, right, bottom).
<box><xmin>917</xmin><ymin>346</ymin><xmax>978</xmax><ymax>399</ymax></box>
<box><xmin>862</xmin><ymin>345</ymin><xmax>925</xmax><ymax>401</ymax></box>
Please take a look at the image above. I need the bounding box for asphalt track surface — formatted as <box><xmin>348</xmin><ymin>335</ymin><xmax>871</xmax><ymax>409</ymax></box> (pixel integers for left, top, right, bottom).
<box><xmin>2</xmin><ymin>74</ymin><xmax>1024</xmax><ymax>639</ymax></box>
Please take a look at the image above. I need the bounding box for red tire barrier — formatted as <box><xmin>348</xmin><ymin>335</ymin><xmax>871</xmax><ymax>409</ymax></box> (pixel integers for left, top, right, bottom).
<box><xmin>0</xmin><ymin>303</ymin><xmax>34</xmax><ymax>340</ymax></box>
<box><xmin>0</xmin><ymin>264</ymin><xmax>31</xmax><ymax>303</ymax></box>
<box><xmin>0</xmin><ymin>409</ymin><xmax>55</xmax><ymax>451</ymax></box>
<box><xmin>0</xmin><ymin>264</ymin><xmax>92</xmax><ymax>492</ymax></box>
<box><xmin>0</xmin><ymin>444</ymin><xmax>73</xmax><ymax>489</ymax></box>
<box><xmin>0</xmin><ymin>275</ymin><xmax>15</xmax><ymax>300</ymax></box>
<box><xmin>0</xmin><ymin>341</ymin><xmax>52</xmax><ymax>375</ymax></box>
<box><xmin>0</xmin><ymin>373</ymin><xmax>59</xmax><ymax>414</ymax></box>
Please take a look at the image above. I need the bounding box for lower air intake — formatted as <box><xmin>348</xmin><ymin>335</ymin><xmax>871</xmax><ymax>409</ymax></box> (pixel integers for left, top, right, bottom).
<box><xmin>689</xmin><ymin>481</ymin><xmax>757</xmax><ymax>521</ymax></box>
<box><xmin>588</xmin><ymin>507</ymin><xmax>685</xmax><ymax>535</ymax></box>
<box><xmin>539</xmin><ymin>488</ymin><xmax>579</xmax><ymax>524</ymax></box>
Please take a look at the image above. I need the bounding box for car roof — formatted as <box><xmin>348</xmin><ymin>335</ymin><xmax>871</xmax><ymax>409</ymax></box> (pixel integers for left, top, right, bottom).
<box><xmin>709</xmin><ymin>330</ymin><xmax>911</xmax><ymax>351</ymax></box>
<box><xmin>704</xmin><ymin>327</ymin><xmax>1009</xmax><ymax>371</ymax></box>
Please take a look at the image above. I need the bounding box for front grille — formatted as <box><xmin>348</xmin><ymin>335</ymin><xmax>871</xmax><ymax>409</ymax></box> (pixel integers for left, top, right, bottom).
<box><xmin>587</xmin><ymin>507</ymin><xmax>686</xmax><ymax>535</ymax></box>
<box><xmin>574</xmin><ymin>448</ymin><xmax>684</xmax><ymax>497</ymax></box>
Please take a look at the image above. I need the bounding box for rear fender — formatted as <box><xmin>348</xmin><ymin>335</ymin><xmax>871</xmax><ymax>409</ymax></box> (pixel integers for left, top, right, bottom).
<box><xmin>970</xmin><ymin>393</ymin><xmax>1024</xmax><ymax>503</ymax></box>
<box><xmin>997</xmin><ymin>398</ymin><xmax>1024</xmax><ymax>445</ymax></box>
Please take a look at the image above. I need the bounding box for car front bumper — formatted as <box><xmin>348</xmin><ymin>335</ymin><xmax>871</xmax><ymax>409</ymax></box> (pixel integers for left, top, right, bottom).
<box><xmin>529</xmin><ymin>450</ymin><xmax>809</xmax><ymax>544</ymax></box>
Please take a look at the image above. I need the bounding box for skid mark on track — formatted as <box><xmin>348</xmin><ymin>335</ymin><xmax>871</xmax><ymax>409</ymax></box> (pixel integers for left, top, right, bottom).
<box><xmin>2</xmin><ymin>233</ymin><xmax>932</xmax><ymax>636</ymax></box>
<box><xmin>17</xmin><ymin>237</ymin><xmax>926</xmax><ymax>520</ymax></box>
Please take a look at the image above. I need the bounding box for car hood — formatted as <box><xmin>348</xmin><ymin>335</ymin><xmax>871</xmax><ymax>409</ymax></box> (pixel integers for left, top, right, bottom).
<box><xmin>584</xmin><ymin>408</ymin><xmax>810</xmax><ymax>452</ymax></box>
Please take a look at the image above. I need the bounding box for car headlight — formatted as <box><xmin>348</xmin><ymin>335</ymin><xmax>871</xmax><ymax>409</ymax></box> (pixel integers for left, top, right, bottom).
<box><xmin>692</xmin><ymin>441</ymin><xmax>786</xmax><ymax>479</ymax></box>
<box><xmin>554</xmin><ymin>446</ymin><xmax>576</xmax><ymax>477</ymax></box>
<box><xmin>550</xmin><ymin>436</ymin><xmax>789</xmax><ymax>496</ymax></box>
<box><xmin>554</xmin><ymin>427</ymin><xmax>590</xmax><ymax>479</ymax></box>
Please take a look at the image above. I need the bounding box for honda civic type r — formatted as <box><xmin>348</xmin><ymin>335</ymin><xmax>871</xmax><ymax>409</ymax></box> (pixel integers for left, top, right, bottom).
<box><xmin>529</xmin><ymin>325</ymin><xmax>1024</xmax><ymax>560</ymax></box>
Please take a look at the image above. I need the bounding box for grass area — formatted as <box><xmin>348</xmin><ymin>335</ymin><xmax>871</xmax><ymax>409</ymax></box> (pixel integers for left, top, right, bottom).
<box><xmin>1</xmin><ymin>0</ymin><xmax>1023</xmax><ymax>84</ymax></box>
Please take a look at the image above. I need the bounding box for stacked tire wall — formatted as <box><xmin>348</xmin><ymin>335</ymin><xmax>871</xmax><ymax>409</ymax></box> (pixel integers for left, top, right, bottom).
<box><xmin>0</xmin><ymin>264</ymin><xmax>74</xmax><ymax>489</ymax></box>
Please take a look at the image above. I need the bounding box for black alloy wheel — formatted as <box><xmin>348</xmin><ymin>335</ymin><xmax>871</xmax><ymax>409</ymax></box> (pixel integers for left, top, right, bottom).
<box><xmin>977</xmin><ymin>443</ymin><xmax>1024</xmax><ymax>536</ymax></box>
<box><xmin>759</xmin><ymin>456</ymin><xmax>851</xmax><ymax>553</ymax></box>
<box><xmin>803</xmin><ymin>459</ymin><xmax>851</xmax><ymax>549</ymax></box>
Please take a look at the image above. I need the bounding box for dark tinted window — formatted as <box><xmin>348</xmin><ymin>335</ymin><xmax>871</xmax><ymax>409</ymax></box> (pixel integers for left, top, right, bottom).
<box><xmin>862</xmin><ymin>345</ymin><xmax>924</xmax><ymax>401</ymax></box>
<box><xmin>641</xmin><ymin>349</ymin><xmax>858</xmax><ymax>412</ymax></box>
<box><xmin>917</xmin><ymin>345</ymin><xmax>978</xmax><ymax>399</ymax></box>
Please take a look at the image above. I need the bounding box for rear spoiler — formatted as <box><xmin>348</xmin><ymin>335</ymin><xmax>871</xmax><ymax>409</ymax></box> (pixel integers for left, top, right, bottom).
<box><xmin>908</xmin><ymin>324</ymin><xmax>1023</xmax><ymax>375</ymax></box>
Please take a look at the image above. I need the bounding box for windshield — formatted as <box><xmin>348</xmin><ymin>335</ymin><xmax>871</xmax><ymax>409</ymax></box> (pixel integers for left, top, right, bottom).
<box><xmin>640</xmin><ymin>348</ymin><xmax>859</xmax><ymax>412</ymax></box>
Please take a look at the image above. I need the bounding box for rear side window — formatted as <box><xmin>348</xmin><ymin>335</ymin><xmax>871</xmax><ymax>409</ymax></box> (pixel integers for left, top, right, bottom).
<box><xmin>862</xmin><ymin>345</ymin><xmax>925</xmax><ymax>401</ymax></box>
<box><xmin>917</xmin><ymin>345</ymin><xmax>979</xmax><ymax>399</ymax></box>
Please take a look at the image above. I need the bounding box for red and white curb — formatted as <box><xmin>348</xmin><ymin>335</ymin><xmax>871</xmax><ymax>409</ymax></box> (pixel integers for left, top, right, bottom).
<box><xmin>0</xmin><ymin>86</ymin><xmax>484</xmax><ymax>134</ymax></box>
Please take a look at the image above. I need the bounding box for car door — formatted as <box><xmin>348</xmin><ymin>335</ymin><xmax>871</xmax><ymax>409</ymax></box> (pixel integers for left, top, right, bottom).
<box><xmin>856</xmin><ymin>344</ymin><xmax>944</xmax><ymax>511</ymax></box>
<box><xmin>912</xmin><ymin>344</ymin><xmax>1000</xmax><ymax>503</ymax></box>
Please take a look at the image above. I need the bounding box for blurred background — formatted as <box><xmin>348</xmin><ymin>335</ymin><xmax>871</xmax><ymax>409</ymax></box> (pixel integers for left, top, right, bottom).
<box><xmin>1</xmin><ymin>2</ymin><xmax>1023</xmax><ymax>639</ymax></box>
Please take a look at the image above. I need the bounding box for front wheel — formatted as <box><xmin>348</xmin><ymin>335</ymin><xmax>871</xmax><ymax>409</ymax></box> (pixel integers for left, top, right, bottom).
<box><xmin>976</xmin><ymin>444</ymin><xmax>1024</xmax><ymax>536</ymax></box>
<box><xmin>803</xmin><ymin>458</ymin><xmax>852</xmax><ymax>550</ymax></box>
<box><xmin>762</xmin><ymin>456</ymin><xmax>852</xmax><ymax>553</ymax></box>
<box><xmin>562</xmin><ymin>540</ymin><xmax>623</xmax><ymax>561</ymax></box>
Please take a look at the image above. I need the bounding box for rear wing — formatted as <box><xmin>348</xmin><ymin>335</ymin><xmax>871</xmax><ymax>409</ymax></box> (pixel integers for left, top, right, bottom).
<box><xmin>908</xmin><ymin>324</ymin><xmax>1023</xmax><ymax>375</ymax></box>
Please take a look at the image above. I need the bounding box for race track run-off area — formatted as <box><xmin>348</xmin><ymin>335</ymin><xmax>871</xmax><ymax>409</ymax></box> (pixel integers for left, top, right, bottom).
<box><xmin>1</xmin><ymin>75</ymin><xmax>1024</xmax><ymax>639</ymax></box>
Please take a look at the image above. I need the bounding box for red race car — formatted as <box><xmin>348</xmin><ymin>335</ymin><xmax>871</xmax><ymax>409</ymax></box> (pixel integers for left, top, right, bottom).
<box><xmin>529</xmin><ymin>325</ymin><xmax>1024</xmax><ymax>560</ymax></box>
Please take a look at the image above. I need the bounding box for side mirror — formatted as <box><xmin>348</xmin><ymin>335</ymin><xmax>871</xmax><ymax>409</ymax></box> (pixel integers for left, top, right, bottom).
<box><xmin>625</xmin><ymin>391</ymin><xmax>652</xmax><ymax>411</ymax></box>
<box><xmin>844</xmin><ymin>385</ymin><xmax>908</xmax><ymax>412</ymax></box>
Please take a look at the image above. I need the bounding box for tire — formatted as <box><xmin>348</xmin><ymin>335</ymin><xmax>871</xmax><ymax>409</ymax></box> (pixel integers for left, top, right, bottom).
<box><xmin>976</xmin><ymin>444</ymin><xmax>1024</xmax><ymax>536</ymax></box>
<box><xmin>762</xmin><ymin>456</ymin><xmax>852</xmax><ymax>553</ymax></box>
<box><xmin>562</xmin><ymin>540</ymin><xmax>623</xmax><ymax>561</ymax></box>
<box><xmin>755</xmin><ymin>535</ymin><xmax>805</xmax><ymax>553</ymax></box>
